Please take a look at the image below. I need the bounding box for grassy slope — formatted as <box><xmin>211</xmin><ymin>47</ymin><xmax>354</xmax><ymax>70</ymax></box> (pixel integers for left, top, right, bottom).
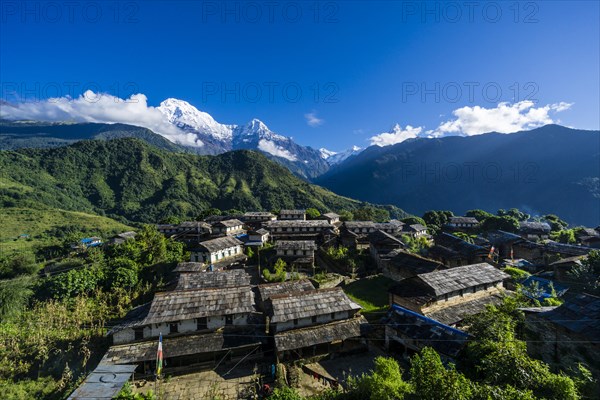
<box><xmin>0</xmin><ymin>207</ymin><xmax>132</xmax><ymax>254</ymax></box>
<box><xmin>343</xmin><ymin>275</ymin><xmax>396</xmax><ymax>320</ymax></box>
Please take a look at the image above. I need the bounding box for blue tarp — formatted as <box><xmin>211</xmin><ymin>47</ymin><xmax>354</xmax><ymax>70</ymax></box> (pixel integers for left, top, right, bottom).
<box><xmin>520</xmin><ymin>276</ymin><xmax>568</xmax><ymax>300</ymax></box>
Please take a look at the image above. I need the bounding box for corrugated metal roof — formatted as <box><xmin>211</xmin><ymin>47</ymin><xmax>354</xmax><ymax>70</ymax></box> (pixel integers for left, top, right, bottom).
<box><xmin>67</xmin><ymin>364</ymin><xmax>137</xmax><ymax>400</ymax></box>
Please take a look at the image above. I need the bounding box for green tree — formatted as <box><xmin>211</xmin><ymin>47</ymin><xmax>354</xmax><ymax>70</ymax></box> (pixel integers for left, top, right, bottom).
<box><xmin>480</xmin><ymin>215</ymin><xmax>519</xmax><ymax>233</ymax></box>
<box><xmin>466</xmin><ymin>209</ymin><xmax>493</xmax><ymax>221</ymax></box>
<box><xmin>306</xmin><ymin>208</ymin><xmax>321</xmax><ymax>220</ymax></box>
<box><xmin>498</xmin><ymin>208</ymin><xmax>530</xmax><ymax>221</ymax></box>
<box><xmin>0</xmin><ymin>251</ymin><xmax>38</xmax><ymax>280</ymax></box>
<box><xmin>543</xmin><ymin>214</ymin><xmax>568</xmax><ymax>232</ymax></box>
<box><xmin>410</xmin><ymin>347</ymin><xmax>473</xmax><ymax>400</ymax></box>
<box><xmin>338</xmin><ymin>210</ymin><xmax>354</xmax><ymax>222</ymax></box>
<box><xmin>349</xmin><ymin>357</ymin><xmax>412</xmax><ymax>400</ymax></box>
<box><xmin>550</xmin><ymin>229</ymin><xmax>576</xmax><ymax>244</ymax></box>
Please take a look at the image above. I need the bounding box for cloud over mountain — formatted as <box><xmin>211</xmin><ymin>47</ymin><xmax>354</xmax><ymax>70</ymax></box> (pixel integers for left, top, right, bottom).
<box><xmin>0</xmin><ymin>91</ymin><xmax>205</xmax><ymax>147</ymax></box>
<box><xmin>369</xmin><ymin>100</ymin><xmax>573</xmax><ymax>146</ymax></box>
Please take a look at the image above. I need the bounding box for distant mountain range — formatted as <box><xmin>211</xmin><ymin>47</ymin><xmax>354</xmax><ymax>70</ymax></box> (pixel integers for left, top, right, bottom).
<box><xmin>1</xmin><ymin>99</ymin><xmax>363</xmax><ymax>179</ymax></box>
<box><xmin>2</xmin><ymin>110</ymin><xmax>599</xmax><ymax>225</ymax></box>
<box><xmin>315</xmin><ymin>125</ymin><xmax>600</xmax><ymax>226</ymax></box>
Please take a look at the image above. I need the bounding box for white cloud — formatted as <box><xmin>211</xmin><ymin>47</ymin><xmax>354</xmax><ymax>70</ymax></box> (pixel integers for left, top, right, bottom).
<box><xmin>258</xmin><ymin>139</ymin><xmax>297</xmax><ymax>161</ymax></box>
<box><xmin>369</xmin><ymin>124</ymin><xmax>423</xmax><ymax>146</ymax></box>
<box><xmin>304</xmin><ymin>111</ymin><xmax>323</xmax><ymax>127</ymax></box>
<box><xmin>432</xmin><ymin>100</ymin><xmax>573</xmax><ymax>136</ymax></box>
<box><xmin>0</xmin><ymin>91</ymin><xmax>205</xmax><ymax>147</ymax></box>
<box><xmin>369</xmin><ymin>101</ymin><xmax>573</xmax><ymax>147</ymax></box>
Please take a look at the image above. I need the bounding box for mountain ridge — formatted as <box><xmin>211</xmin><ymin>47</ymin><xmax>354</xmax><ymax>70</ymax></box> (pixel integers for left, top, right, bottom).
<box><xmin>316</xmin><ymin>125</ymin><xmax>600</xmax><ymax>226</ymax></box>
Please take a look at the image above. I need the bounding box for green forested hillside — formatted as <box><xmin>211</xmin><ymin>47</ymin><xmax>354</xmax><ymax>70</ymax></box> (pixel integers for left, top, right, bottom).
<box><xmin>0</xmin><ymin>138</ymin><xmax>397</xmax><ymax>223</ymax></box>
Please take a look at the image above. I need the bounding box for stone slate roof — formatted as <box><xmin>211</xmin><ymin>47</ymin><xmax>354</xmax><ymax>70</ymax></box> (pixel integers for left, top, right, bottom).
<box><xmin>539</xmin><ymin>293</ymin><xmax>600</xmax><ymax>340</ymax></box>
<box><xmin>418</xmin><ymin>263</ymin><xmax>508</xmax><ymax>297</ymax></box>
<box><xmin>407</xmin><ymin>224</ymin><xmax>427</xmax><ymax>232</ymax></box>
<box><xmin>107</xmin><ymin>303</ymin><xmax>152</xmax><ymax>335</ymax></box>
<box><xmin>519</xmin><ymin>221</ymin><xmax>551</xmax><ymax>234</ymax></box>
<box><xmin>266</xmin><ymin>220</ymin><xmax>333</xmax><ymax>228</ymax></box>
<box><xmin>249</xmin><ymin>228</ymin><xmax>269</xmax><ymax>235</ymax></box>
<box><xmin>103</xmin><ymin>332</ymin><xmax>260</xmax><ymax>364</ymax></box>
<box><xmin>432</xmin><ymin>233</ymin><xmax>488</xmax><ymax>257</ymax></box>
<box><xmin>344</xmin><ymin>221</ymin><xmax>376</xmax><ymax>229</ymax></box>
<box><xmin>257</xmin><ymin>280</ymin><xmax>315</xmax><ymax>303</ymax></box>
<box><xmin>385</xmin><ymin>250</ymin><xmax>445</xmax><ymax>275</ymax></box>
<box><xmin>544</xmin><ymin>241</ymin><xmax>593</xmax><ymax>256</ymax></box>
<box><xmin>322</xmin><ymin>212</ymin><xmax>340</xmax><ymax>219</ymax></box>
<box><xmin>179</xmin><ymin>221</ymin><xmax>212</xmax><ymax>230</ymax></box>
<box><xmin>425</xmin><ymin>291</ymin><xmax>505</xmax><ymax>325</ymax></box>
<box><xmin>579</xmin><ymin>228</ymin><xmax>599</xmax><ymax>237</ymax></box>
<box><xmin>449</xmin><ymin>216</ymin><xmax>479</xmax><ymax>224</ymax></box>
<box><xmin>213</xmin><ymin>219</ymin><xmax>244</xmax><ymax>228</ymax></box>
<box><xmin>243</xmin><ymin>212</ymin><xmax>275</xmax><ymax>217</ymax></box>
<box><xmin>280</xmin><ymin>209</ymin><xmax>306</xmax><ymax>215</ymax></box>
<box><xmin>387</xmin><ymin>305</ymin><xmax>469</xmax><ymax>358</ymax></box>
<box><xmin>274</xmin><ymin>317</ymin><xmax>366</xmax><ymax>352</ymax></box>
<box><xmin>175</xmin><ymin>269</ymin><xmax>251</xmax><ymax>290</ymax></box>
<box><xmin>275</xmin><ymin>240</ymin><xmax>318</xmax><ymax>251</ymax></box>
<box><xmin>549</xmin><ymin>255</ymin><xmax>585</xmax><ymax>267</ymax></box>
<box><xmin>137</xmin><ymin>287</ymin><xmax>255</xmax><ymax>326</ymax></box>
<box><xmin>194</xmin><ymin>236</ymin><xmax>243</xmax><ymax>253</ymax></box>
<box><xmin>368</xmin><ymin>230</ymin><xmax>405</xmax><ymax>247</ymax></box>
<box><xmin>174</xmin><ymin>262</ymin><xmax>207</xmax><ymax>273</ymax></box>
<box><xmin>268</xmin><ymin>287</ymin><xmax>361</xmax><ymax>323</ymax></box>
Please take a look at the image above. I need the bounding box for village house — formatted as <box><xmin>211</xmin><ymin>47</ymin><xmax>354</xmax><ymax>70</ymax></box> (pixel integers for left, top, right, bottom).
<box><xmin>344</xmin><ymin>220</ymin><xmax>404</xmax><ymax>235</ymax></box>
<box><xmin>402</xmin><ymin>224</ymin><xmax>428</xmax><ymax>238</ymax></box>
<box><xmin>274</xmin><ymin>240</ymin><xmax>318</xmax><ymax>270</ymax></box>
<box><xmin>110</xmin><ymin>285</ymin><xmax>257</xmax><ymax>345</ymax></box>
<box><xmin>110</xmin><ymin>231</ymin><xmax>137</xmax><ymax>245</ymax></box>
<box><xmin>518</xmin><ymin>221</ymin><xmax>551</xmax><ymax>241</ymax></box>
<box><xmin>388</xmin><ymin>263</ymin><xmax>509</xmax><ymax>326</ymax></box>
<box><xmin>256</xmin><ymin>279</ymin><xmax>316</xmax><ymax>311</ymax></box>
<box><xmin>550</xmin><ymin>255</ymin><xmax>586</xmax><ymax>284</ymax></box>
<box><xmin>174</xmin><ymin>269</ymin><xmax>252</xmax><ymax>291</ymax></box>
<box><xmin>428</xmin><ymin>233</ymin><xmax>489</xmax><ymax>267</ymax></box>
<box><xmin>189</xmin><ymin>236</ymin><xmax>246</xmax><ymax>268</ymax></box>
<box><xmin>521</xmin><ymin>293</ymin><xmax>600</xmax><ymax>379</ymax></box>
<box><xmin>265</xmin><ymin>220</ymin><xmax>334</xmax><ymax>241</ymax></box>
<box><xmin>245</xmin><ymin>228</ymin><xmax>270</xmax><ymax>246</ymax></box>
<box><xmin>279</xmin><ymin>209</ymin><xmax>306</xmax><ymax>221</ymax></box>
<box><xmin>242</xmin><ymin>211</ymin><xmax>277</xmax><ymax>224</ymax></box>
<box><xmin>265</xmin><ymin>287</ymin><xmax>366</xmax><ymax>361</ymax></box>
<box><xmin>380</xmin><ymin>249</ymin><xmax>445</xmax><ymax>281</ymax></box>
<box><xmin>211</xmin><ymin>219</ymin><xmax>246</xmax><ymax>237</ymax></box>
<box><xmin>321</xmin><ymin>212</ymin><xmax>341</xmax><ymax>225</ymax></box>
<box><xmin>158</xmin><ymin>221</ymin><xmax>212</xmax><ymax>242</ymax></box>
<box><xmin>576</xmin><ymin>228</ymin><xmax>600</xmax><ymax>248</ymax></box>
<box><xmin>71</xmin><ymin>236</ymin><xmax>103</xmax><ymax>250</ymax></box>
<box><xmin>368</xmin><ymin>230</ymin><xmax>406</xmax><ymax>267</ymax></box>
<box><xmin>446</xmin><ymin>216</ymin><xmax>479</xmax><ymax>230</ymax></box>
<box><xmin>544</xmin><ymin>240</ymin><xmax>594</xmax><ymax>259</ymax></box>
<box><xmin>385</xmin><ymin>304</ymin><xmax>469</xmax><ymax>361</ymax></box>
<box><xmin>105</xmin><ymin>285</ymin><xmax>261</xmax><ymax>374</ymax></box>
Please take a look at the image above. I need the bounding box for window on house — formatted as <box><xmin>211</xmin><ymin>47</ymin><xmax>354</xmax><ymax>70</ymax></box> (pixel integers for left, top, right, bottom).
<box><xmin>197</xmin><ymin>317</ymin><xmax>208</xmax><ymax>331</ymax></box>
<box><xmin>225</xmin><ymin>314</ymin><xmax>233</xmax><ymax>326</ymax></box>
<box><xmin>294</xmin><ymin>318</ymin><xmax>298</xmax><ymax>326</ymax></box>
<box><xmin>134</xmin><ymin>327</ymin><xmax>144</xmax><ymax>340</ymax></box>
<box><xmin>312</xmin><ymin>316</ymin><xmax>317</xmax><ymax>324</ymax></box>
<box><xmin>331</xmin><ymin>312</ymin><xmax>335</xmax><ymax>319</ymax></box>
<box><xmin>169</xmin><ymin>322</ymin><xmax>178</xmax><ymax>334</ymax></box>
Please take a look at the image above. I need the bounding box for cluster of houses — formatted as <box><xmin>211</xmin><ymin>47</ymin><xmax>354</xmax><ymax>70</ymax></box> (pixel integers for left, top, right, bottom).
<box><xmin>96</xmin><ymin>210</ymin><xmax>599</xmax><ymax>388</ymax></box>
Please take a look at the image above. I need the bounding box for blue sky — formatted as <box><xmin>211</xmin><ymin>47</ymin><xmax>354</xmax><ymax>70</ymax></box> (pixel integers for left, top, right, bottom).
<box><xmin>1</xmin><ymin>0</ymin><xmax>599</xmax><ymax>151</ymax></box>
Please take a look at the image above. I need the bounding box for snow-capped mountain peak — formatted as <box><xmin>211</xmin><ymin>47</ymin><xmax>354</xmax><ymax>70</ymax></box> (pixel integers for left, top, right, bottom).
<box><xmin>319</xmin><ymin>145</ymin><xmax>363</xmax><ymax>165</ymax></box>
<box><xmin>158</xmin><ymin>98</ymin><xmax>233</xmax><ymax>141</ymax></box>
